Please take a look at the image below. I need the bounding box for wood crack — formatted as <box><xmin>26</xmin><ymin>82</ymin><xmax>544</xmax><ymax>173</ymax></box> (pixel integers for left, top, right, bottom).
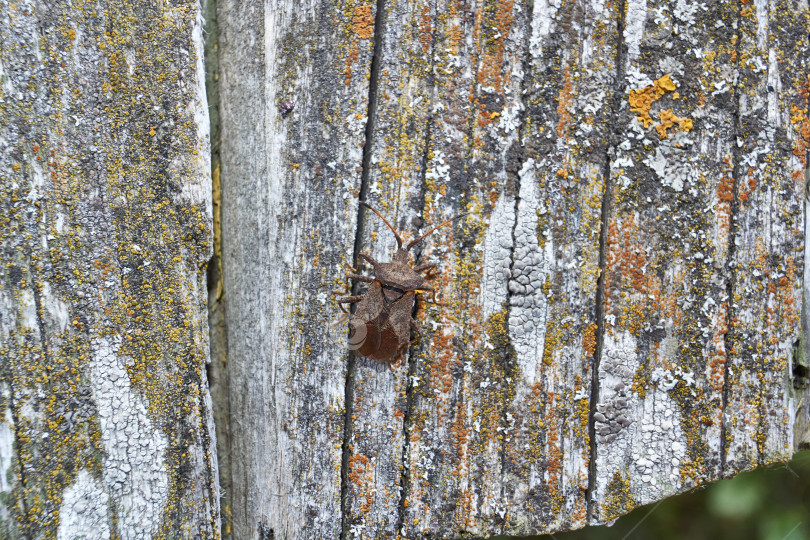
<box><xmin>340</xmin><ymin>0</ymin><xmax>387</xmax><ymax>536</ymax></box>
<box><xmin>397</xmin><ymin>50</ymin><xmax>437</xmax><ymax>540</ymax></box>
<box><xmin>721</xmin><ymin>0</ymin><xmax>745</xmax><ymax>474</ymax></box>
<box><xmin>6</xmin><ymin>379</ymin><xmax>30</xmax><ymax>531</ymax></box>
<box><xmin>498</xmin><ymin>9</ymin><xmax>535</xmax><ymax>526</ymax></box>
<box><xmin>586</xmin><ymin>0</ymin><xmax>626</xmax><ymax>522</ymax></box>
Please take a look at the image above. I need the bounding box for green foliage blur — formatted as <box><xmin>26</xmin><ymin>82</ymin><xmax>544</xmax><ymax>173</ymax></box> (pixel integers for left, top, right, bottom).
<box><xmin>507</xmin><ymin>450</ymin><xmax>810</xmax><ymax>540</ymax></box>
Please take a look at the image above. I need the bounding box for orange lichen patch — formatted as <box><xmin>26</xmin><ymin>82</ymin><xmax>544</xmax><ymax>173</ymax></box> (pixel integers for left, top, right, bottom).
<box><xmin>739</xmin><ymin>175</ymin><xmax>757</xmax><ymax>202</ymax></box>
<box><xmin>604</xmin><ymin>214</ymin><xmax>679</xmax><ymax>335</ymax></box>
<box><xmin>556</xmin><ymin>66</ymin><xmax>574</xmax><ymax>139</ymax></box>
<box><xmin>778</xmin><ymin>257</ymin><xmax>799</xmax><ymax>333</ymax></box>
<box><xmin>347</xmin><ymin>453</ymin><xmax>375</xmax><ymax>519</ymax></box>
<box><xmin>628</xmin><ymin>75</ymin><xmax>672</xmax><ymax>127</ymax></box>
<box><xmin>352</xmin><ymin>5</ymin><xmax>374</xmax><ymax>39</ymax></box>
<box><xmin>793</xmin><ymin>81</ymin><xmax>810</xmax><ymax>168</ymax></box>
<box><xmin>717</xmin><ymin>173</ymin><xmax>734</xmax><ymax>202</ymax></box>
<box><xmin>654</xmin><ymin>109</ymin><xmax>693</xmax><ymax>139</ymax></box>
<box><xmin>544</xmin><ymin>391</ymin><xmax>562</xmax><ymax>492</ymax></box>
<box><xmin>475</xmin><ymin>0</ymin><xmax>515</xmax><ymax>94</ymax></box>
<box><xmin>715</xmin><ymin>163</ymin><xmax>734</xmax><ymax>247</ymax></box>
<box><xmin>419</xmin><ymin>4</ymin><xmax>432</xmax><ymax>54</ymax></box>
<box><xmin>582</xmin><ymin>322</ymin><xmax>597</xmax><ymax>357</ymax></box>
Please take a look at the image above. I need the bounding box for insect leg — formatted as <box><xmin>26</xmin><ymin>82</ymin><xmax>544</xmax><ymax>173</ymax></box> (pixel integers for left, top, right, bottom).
<box><xmin>336</xmin><ymin>295</ymin><xmax>363</xmax><ymax>314</ymax></box>
<box><xmin>359</xmin><ymin>253</ymin><xmax>381</xmax><ymax>267</ymax></box>
<box><xmin>346</xmin><ymin>273</ymin><xmax>375</xmax><ymax>283</ymax></box>
<box><xmin>416</xmin><ymin>286</ymin><xmax>437</xmax><ymax>304</ymax></box>
<box><xmin>414</xmin><ymin>263</ymin><xmax>436</xmax><ymax>273</ymax></box>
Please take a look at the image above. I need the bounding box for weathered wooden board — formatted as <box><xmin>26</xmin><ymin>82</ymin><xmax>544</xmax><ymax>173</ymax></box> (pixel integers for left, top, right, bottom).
<box><xmin>215</xmin><ymin>0</ymin><xmax>810</xmax><ymax>538</ymax></box>
<box><xmin>342</xmin><ymin>0</ymin><xmax>431</xmax><ymax>536</ymax></box>
<box><xmin>726</xmin><ymin>0</ymin><xmax>809</xmax><ymax>474</ymax></box>
<box><xmin>0</xmin><ymin>1</ymin><xmax>219</xmax><ymax>538</ymax></box>
<box><xmin>217</xmin><ymin>0</ymin><xmax>377</xmax><ymax>537</ymax></box>
<box><xmin>594</xmin><ymin>0</ymin><xmax>741</xmax><ymax>518</ymax></box>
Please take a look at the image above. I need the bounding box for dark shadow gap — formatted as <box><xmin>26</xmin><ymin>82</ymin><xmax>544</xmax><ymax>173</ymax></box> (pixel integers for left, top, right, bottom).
<box><xmin>720</xmin><ymin>0</ymin><xmax>745</xmax><ymax>476</ymax></box>
<box><xmin>340</xmin><ymin>0</ymin><xmax>387</xmax><ymax>536</ymax></box>
<box><xmin>202</xmin><ymin>0</ymin><xmax>228</xmax><ymax>534</ymax></box>
<box><xmin>586</xmin><ymin>0</ymin><xmax>626</xmax><ymax>522</ymax></box>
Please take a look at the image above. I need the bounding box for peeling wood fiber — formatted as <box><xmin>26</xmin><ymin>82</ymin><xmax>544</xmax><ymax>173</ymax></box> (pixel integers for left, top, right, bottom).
<box><xmin>215</xmin><ymin>0</ymin><xmax>810</xmax><ymax>538</ymax></box>
<box><xmin>0</xmin><ymin>1</ymin><xmax>219</xmax><ymax>538</ymax></box>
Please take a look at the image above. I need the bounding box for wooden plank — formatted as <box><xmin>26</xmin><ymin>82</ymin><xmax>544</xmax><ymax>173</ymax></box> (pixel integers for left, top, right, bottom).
<box><xmin>397</xmin><ymin>0</ymin><xmax>532</xmax><ymax>536</ymax></box>
<box><xmin>341</xmin><ymin>0</ymin><xmax>434</xmax><ymax>537</ymax></box>
<box><xmin>591</xmin><ymin>0</ymin><xmax>810</xmax><ymax>522</ymax></box>
<box><xmin>726</xmin><ymin>0</ymin><xmax>810</xmax><ymax>472</ymax></box>
<box><xmin>216</xmin><ymin>0</ymin><xmax>809</xmax><ymax>536</ymax></box>
<box><xmin>593</xmin><ymin>0</ymin><xmax>743</xmax><ymax>520</ymax></box>
<box><xmin>511</xmin><ymin>0</ymin><xmax>620</xmax><ymax>532</ymax></box>
<box><xmin>0</xmin><ymin>1</ymin><xmax>218</xmax><ymax>538</ymax></box>
<box><xmin>218</xmin><ymin>0</ymin><xmax>377</xmax><ymax>537</ymax></box>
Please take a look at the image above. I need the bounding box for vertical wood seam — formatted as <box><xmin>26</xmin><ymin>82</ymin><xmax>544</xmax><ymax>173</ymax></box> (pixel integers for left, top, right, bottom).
<box><xmin>720</xmin><ymin>0</ymin><xmax>745</xmax><ymax>476</ymax></box>
<box><xmin>340</xmin><ymin>0</ymin><xmax>388</xmax><ymax>536</ymax></box>
<box><xmin>586</xmin><ymin>0</ymin><xmax>626</xmax><ymax>521</ymax></box>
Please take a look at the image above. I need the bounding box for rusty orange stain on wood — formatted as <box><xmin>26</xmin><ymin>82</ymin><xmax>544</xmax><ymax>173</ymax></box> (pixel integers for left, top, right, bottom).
<box><xmin>557</xmin><ymin>66</ymin><xmax>573</xmax><ymax>139</ymax></box>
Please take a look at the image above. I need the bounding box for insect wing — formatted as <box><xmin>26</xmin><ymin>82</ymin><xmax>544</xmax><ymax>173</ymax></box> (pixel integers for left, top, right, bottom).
<box><xmin>348</xmin><ymin>281</ymin><xmax>385</xmax><ymax>356</ymax></box>
<box><xmin>373</xmin><ymin>291</ymin><xmax>415</xmax><ymax>363</ymax></box>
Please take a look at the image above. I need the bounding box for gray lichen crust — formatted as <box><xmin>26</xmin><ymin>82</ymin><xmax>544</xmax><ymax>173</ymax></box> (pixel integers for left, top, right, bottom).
<box><xmin>0</xmin><ymin>1</ymin><xmax>218</xmax><ymax>538</ymax></box>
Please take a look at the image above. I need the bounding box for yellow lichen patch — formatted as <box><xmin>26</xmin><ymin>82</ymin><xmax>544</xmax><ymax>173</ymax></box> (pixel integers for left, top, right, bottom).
<box><xmin>582</xmin><ymin>322</ymin><xmax>597</xmax><ymax>357</ymax></box>
<box><xmin>352</xmin><ymin>5</ymin><xmax>374</xmax><ymax>39</ymax></box>
<box><xmin>628</xmin><ymin>74</ymin><xmax>692</xmax><ymax>139</ymax></box>
<box><xmin>602</xmin><ymin>470</ymin><xmax>636</xmax><ymax>521</ymax></box>
<box><xmin>654</xmin><ymin>109</ymin><xmax>693</xmax><ymax>139</ymax></box>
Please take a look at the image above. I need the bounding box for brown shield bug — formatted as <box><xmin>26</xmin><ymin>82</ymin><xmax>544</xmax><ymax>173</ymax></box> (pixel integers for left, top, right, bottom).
<box><xmin>336</xmin><ymin>203</ymin><xmax>465</xmax><ymax>366</ymax></box>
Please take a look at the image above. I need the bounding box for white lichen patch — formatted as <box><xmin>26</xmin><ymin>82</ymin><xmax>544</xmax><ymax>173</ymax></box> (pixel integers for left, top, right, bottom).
<box><xmin>425</xmin><ymin>149</ymin><xmax>451</xmax><ymax>186</ymax></box>
<box><xmin>88</xmin><ymin>337</ymin><xmax>168</xmax><ymax>540</ymax></box>
<box><xmin>508</xmin><ymin>159</ymin><xmax>550</xmax><ymax>385</ymax></box>
<box><xmin>18</xmin><ymin>290</ymin><xmax>38</xmax><ymax>333</ymax></box>
<box><xmin>41</xmin><ymin>282</ymin><xmax>69</xmax><ymax>334</ymax></box>
<box><xmin>57</xmin><ymin>469</ymin><xmax>111</xmax><ymax>540</ymax></box>
<box><xmin>186</xmin><ymin>7</ymin><xmax>213</xmax><ymax>219</ymax></box>
<box><xmin>481</xmin><ymin>194</ymin><xmax>515</xmax><ymax>318</ymax></box>
<box><xmin>0</xmin><ymin>384</ymin><xmax>14</xmax><ymax>498</ymax></box>
<box><xmin>624</xmin><ymin>0</ymin><xmax>648</xmax><ymax>62</ymax></box>
<box><xmin>597</xmin><ymin>330</ymin><xmax>688</xmax><ymax>508</ymax></box>
<box><xmin>530</xmin><ymin>0</ymin><xmax>563</xmax><ymax>55</ymax></box>
<box><xmin>642</xmin><ymin>132</ymin><xmax>697</xmax><ymax>192</ymax></box>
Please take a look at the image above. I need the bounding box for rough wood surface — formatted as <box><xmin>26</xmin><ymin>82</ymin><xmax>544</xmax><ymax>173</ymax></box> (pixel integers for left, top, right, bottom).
<box><xmin>0</xmin><ymin>1</ymin><xmax>219</xmax><ymax>538</ymax></box>
<box><xmin>216</xmin><ymin>0</ymin><xmax>810</xmax><ymax>538</ymax></box>
<box><xmin>218</xmin><ymin>0</ymin><xmax>376</xmax><ymax>537</ymax></box>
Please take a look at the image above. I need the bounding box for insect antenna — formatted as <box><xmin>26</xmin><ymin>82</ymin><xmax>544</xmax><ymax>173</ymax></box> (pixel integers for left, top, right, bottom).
<box><xmin>360</xmin><ymin>202</ymin><xmax>404</xmax><ymax>249</ymax></box>
<box><xmin>406</xmin><ymin>213</ymin><xmax>467</xmax><ymax>251</ymax></box>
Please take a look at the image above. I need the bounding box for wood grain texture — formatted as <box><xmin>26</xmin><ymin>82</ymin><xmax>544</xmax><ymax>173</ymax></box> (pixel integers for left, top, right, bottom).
<box><xmin>725</xmin><ymin>0</ymin><xmax>809</xmax><ymax>474</ymax></box>
<box><xmin>594</xmin><ymin>0</ymin><xmax>741</xmax><ymax>519</ymax></box>
<box><xmin>215</xmin><ymin>0</ymin><xmax>810</xmax><ymax>537</ymax></box>
<box><xmin>218</xmin><ymin>0</ymin><xmax>376</xmax><ymax>537</ymax></box>
<box><xmin>0</xmin><ymin>1</ymin><xmax>218</xmax><ymax>538</ymax></box>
